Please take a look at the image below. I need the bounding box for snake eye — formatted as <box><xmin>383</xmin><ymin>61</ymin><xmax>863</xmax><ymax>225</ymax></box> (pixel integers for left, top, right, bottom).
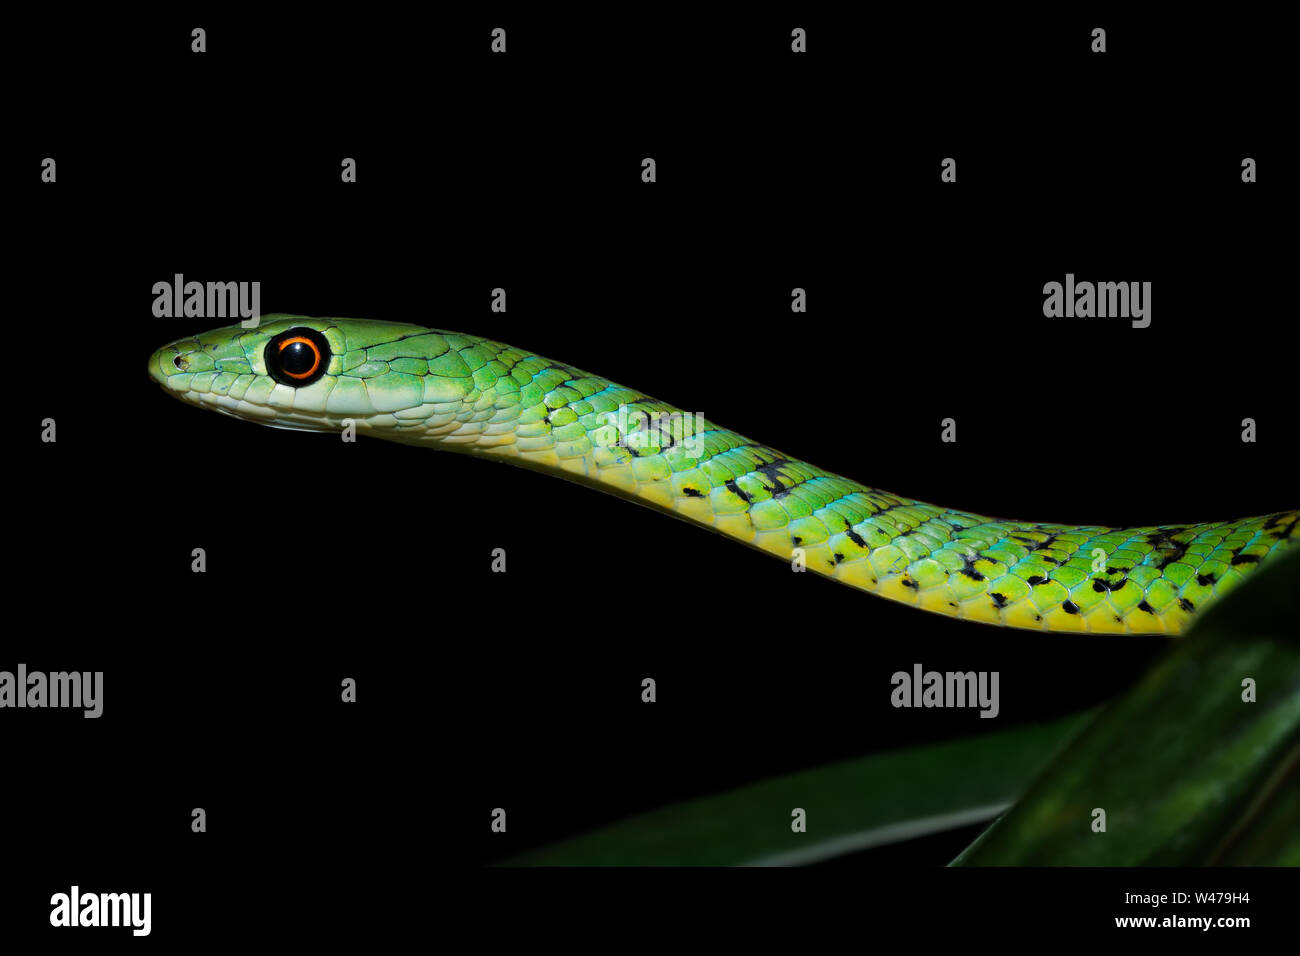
<box><xmin>265</xmin><ymin>327</ymin><xmax>331</xmax><ymax>387</ymax></box>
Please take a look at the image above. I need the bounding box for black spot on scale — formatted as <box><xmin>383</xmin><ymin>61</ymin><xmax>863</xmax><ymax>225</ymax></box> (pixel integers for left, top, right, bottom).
<box><xmin>1137</xmin><ymin>601</ymin><xmax>1155</xmax><ymax>614</ymax></box>
<box><xmin>1147</xmin><ymin>528</ymin><xmax>1189</xmax><ymax>551</ymax></box>
<box><xmin>902</xmin><ymin>578</ymin><xmax>918</xmax><ymax>590</ymax></box>
<box><xmin>724</xmin><ymin>479</ymin><xmax>752</xmax><ymax>504</ymax></box>
<box><xmin>1114</xmin><ymin>615</ymin><xmax>1124</xmax><ymax>624</ymax></box>
<box><xmin>846</xmin><ymin>529</ymin><xmax>867</xmax><ymax>548</ymax></box>
<box><xmin>1231</xmin><ymin>553</ymin><xmax>1261</xmax><ymax>566</ymax></box>
<box><xmin>990</xmin><ymin>593</ymin><xmax>1008</xmax><ymax>609</ymax></box>
<box><xmin>1092</xmin><ymin>576</ymin><xmax>1127</xmax><ymax>593</ymax></box>
<box><xmin>791</xmin><ymin>536</ymin><xmax>803</xmax><ymax>546</ymax></box>
<box><xmin>1026</xmin><ymin>575</ymin><xmax>1047</xmax><ymax>586</ymax></box>
<box><xmin>1270</xmin><ymin>513</ymin><xmax>1300</xmax><ymax>539</ymax></box>
<box><xmin>833</xmin><ymin>553</ymin><xmax>845</xmax><ymax>565</ymax></box>
<box><xmin>1157</xmin><ymin>545</ymin><xmax>1189</xmax><ymax>570</ymax></box>
<box><xmin>1107</xmin><ymin>567</ymin><xmax>1122</xmax><ymax>576</ymax></box>
<box><xmin>1178</xmin><ymin>598</ymin><xmax>1195</xmax><ymax>612</ymax></box>
<box><xmin>1062</xmin><ymin>601</ymin><xmax>1079</xmax><ymax>614</ymax></box>
<box><xmin>1197</xmin><ymin>573</ymin><xmax>1216</xmax><ymax>586</ymax></box>
<box><xmin>755</xmin><ymin>460</ymin><xmax>793</xmax><ymax>496</ymax></box>
<box><xmin>682</xmin><ymin>487</ymin><xmax>704</xmax><ymax>498</ymax></box>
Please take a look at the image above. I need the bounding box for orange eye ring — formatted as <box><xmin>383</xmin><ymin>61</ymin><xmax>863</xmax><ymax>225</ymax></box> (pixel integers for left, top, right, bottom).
<box><xmin>265</xmin><ymin>327</ymin><xmax>331</xmax><ymax>387</ymax></box>
<box><xmin>277</xmin><ymin>336</ymin><xmax>322</xmax><ymax>379</ymax></box>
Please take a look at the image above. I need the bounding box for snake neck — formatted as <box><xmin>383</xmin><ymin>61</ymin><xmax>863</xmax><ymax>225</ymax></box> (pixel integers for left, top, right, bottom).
<box><xmin>402</xmin><ymin>336</ymin><xmax>1298</xmax><ymax>636</ymax></box>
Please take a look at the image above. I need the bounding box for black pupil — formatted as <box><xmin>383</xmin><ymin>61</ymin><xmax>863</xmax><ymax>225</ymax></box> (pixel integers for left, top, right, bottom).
<box><xmin>281</xmin><ymin>341</ymin><xmax>315</xmax><ymax>374</ymax></box>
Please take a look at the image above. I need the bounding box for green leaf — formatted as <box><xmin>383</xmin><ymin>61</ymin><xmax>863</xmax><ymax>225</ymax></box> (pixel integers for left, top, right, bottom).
<box><xmin>501</xmin><ymin>712</ymin><xmax>1093</xmax><ymax>866</ymax></box>
<box><xmin>953</xmin><ymin>547</ymin><xmax>1300</xmax><ymax>866</ymax></box>
<box><xmin>1209</xmin><ymin>738</ymin><xmax>1300</xmax><ymax>864</ymax></box>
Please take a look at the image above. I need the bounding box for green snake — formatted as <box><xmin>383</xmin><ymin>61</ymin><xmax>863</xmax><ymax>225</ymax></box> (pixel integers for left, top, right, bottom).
<box><xmin>148</xmin><ymin>315</ymin><xmax>1297</xmax><ymax>635</ymax></box>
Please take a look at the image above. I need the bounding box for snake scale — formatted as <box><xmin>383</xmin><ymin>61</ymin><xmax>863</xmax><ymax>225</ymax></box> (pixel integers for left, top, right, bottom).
<box><xmin>149</xmin><ymin>316</ymin><xmax>1298</xmax><ymax>635</ymax></box>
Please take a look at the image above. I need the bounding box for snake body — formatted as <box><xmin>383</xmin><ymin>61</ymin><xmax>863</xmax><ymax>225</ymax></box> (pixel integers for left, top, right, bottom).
<box><xmin>149</xmin><ymin>316</ymin><xmax>1298</xmax><ymax>635</ymax></box>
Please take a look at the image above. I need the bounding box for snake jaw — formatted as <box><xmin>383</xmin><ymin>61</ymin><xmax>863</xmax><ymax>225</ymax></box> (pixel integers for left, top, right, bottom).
<box><xmin>148</xmin><ymin>318</ymin><xmax>418</xmax><ymax>435</ymax></box>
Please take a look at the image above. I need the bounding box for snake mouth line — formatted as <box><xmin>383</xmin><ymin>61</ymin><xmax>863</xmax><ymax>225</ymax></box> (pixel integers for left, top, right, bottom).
<box><xmin>165</xmin><ymin>387</ymin><xmax>351</xmax><ymax>433</ymax></box>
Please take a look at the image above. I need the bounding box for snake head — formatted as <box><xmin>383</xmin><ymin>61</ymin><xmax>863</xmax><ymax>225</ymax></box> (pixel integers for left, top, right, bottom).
<box><xmin>147</xmin><ymin>315</ymin><xmax>479</xmax><ymax>437</ymax></box>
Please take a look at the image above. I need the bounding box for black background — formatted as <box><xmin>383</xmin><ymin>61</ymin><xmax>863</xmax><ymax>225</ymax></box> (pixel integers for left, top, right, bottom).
<box><xmin>8</xmin><ymin>8</ymin><xmax>1293</xmax><ymax>944</ymax></box>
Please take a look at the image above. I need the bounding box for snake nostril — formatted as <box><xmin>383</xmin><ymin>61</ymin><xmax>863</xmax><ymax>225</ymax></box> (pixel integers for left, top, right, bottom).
<box><xmin>173</xmin><ymin>355</ymin><xmax>189</xmax><ymax>371</ymax></box>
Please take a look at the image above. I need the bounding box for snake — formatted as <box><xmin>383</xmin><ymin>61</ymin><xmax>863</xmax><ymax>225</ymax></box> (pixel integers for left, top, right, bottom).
<box><xmin>148</xmin><ymin>315</ymin><xmax>1298</xmax><ymax>635</ymax></box>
